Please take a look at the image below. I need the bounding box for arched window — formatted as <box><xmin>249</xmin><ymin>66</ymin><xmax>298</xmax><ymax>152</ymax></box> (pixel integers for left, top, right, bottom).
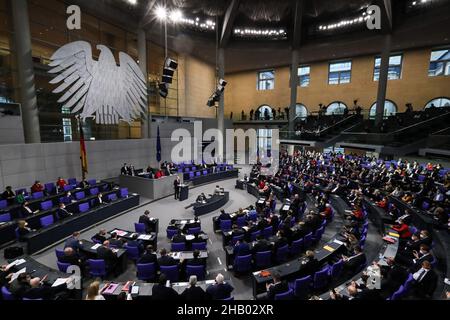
<box><xmin>326</xmin><ymin>102</ymin><xmax>347</xmax><ymax>115</ymax></box>
<box><xmin>256</xmin><ymin>105</ymin><xmax>273</xmax><ymax>120</ymax></box>
<box><xmin>295</xmin><ymin>104</ymin><xmax>308</xmax><ymax>119</ymax></box>
<box><xmin>425</xmin><ymin>97</ymin><xmax>450</xmax><ymax>109</ymax></box>
<box><xmin>369</xmin><ymin>100</ymin><xmax>397</xmax><ymax>119</ymax></box>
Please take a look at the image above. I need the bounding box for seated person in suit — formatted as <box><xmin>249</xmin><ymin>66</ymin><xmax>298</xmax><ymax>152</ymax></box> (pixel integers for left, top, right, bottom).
<box><xmin>342</xmin><ymin>246</ymin><xmax>366</xmax><ymax>277</ymax></box>
<box><xmin>109</xmin><ymin>232</ymin><xmax>124</xmax><ymax>248</ymax></box>
<box><xmin>137</xmin><ymin>245</ymin><xmax>158</xmax><ymax>265</ymax></box>
<box><xmin>182</xmin><ymin>249</ymin><xmax>205</xmax><ymax>267</ymax></box>
<box><xmin>21</xmin><ymin>201</ymin><xmax>38</xmax><ymax>217</ymax></box>
<box><xmin>96</xmin><ymin>240</ymin><xmax>119</xmax><ymax>272</ymax></box>
<box><xmin>64</xmin><ymin>232</ymin><xmax>82</xmax><ymax>253</ymax></box>
<box><xmin>409</xmin><ymin>244</ymin><xmax>434</xmax><ymax>272</ymax></box>
<box><xmin>78</xmin><ymin>179</ymin><xmax>89</xmax><ymax>189</ymax></box>
<box><xmin>252</xmin><ymin>235</ymin><xmax>272</xmax><ymax>254</ymax></box>
<box><xmin>182</xmin><ymin>217</ymin><xmax>201</xmax><ymax>233</ymax></box>
<box><xmin>31</xmin><ymin>181</ymin><xmax>44</xmax><ymax>194</ymax></box>
<box><xmin>151</xmin><ymin>274</ymin><xmax>179</xmax><ymax>300</ymax></box>
<box><xmin>206</xmin><ymin>273</ymin><xmax>234</xmax><ymax>300</ymax></box>
<box><xmin>138</xmin><ymin>210</ymin><xmax>154</xmax><ymax>233</ymax></box>
<box><xmin>57</xmin><ymin>203</ymin><xmax>73</xmax><ymax>219</ymax></box>
<box><xmin>23</xmin><ymin>277</ymin><xmax>69</xmax><ymax>300</ymax></box>
<box><xmin>172</xmin><ymin>229</ymin><xmax>186</xmax><ymax>243</ymax></box>
<box><xmin>265</xmin><ymin>272</ymin><xmax>289</xmax><ymax>300</ymax></box>
<box><xmin>376</xmin><ymin>258</ymin><xmax>408</xmax><ymax>298</ymax></box>
<box><xmin>92</xmin><ymin>229</ymin><xmax>108</xmax><ymax>244</ymax></box>
<box><xmin>16</xmin><ymin>220</ymin><xmax>33</xmax><ymax>241</ymax></box>
<box><xmin>8</xmin><ymin>272</ymin><xmax>32</xmax><ymax>298</ymax></box>
<box><xmin>218</xmin><ymin>209</ymin><xmax>231</xmax><ymax>221</ymax></box>
<box><xmin>2</xmin><ymin>186</ymin><xmax>15</xmax><ymax>204</ymax></box>
<box><xmin>233</xmin><ymin>240</ymin><xmax>250</xmax><ymax>256</ymax></box>
<box><xmin>230</xmin><ymin>224</ymin><xmax>245</xmax><ymax>240</ymax></box>
<box><xmin>273</xmin><ymin>230</ymin><xmax>288</xmax><ymax>251</ymax></box>
<box><xmin>59</xmin><ymin>247</ymin><xmax>83</xmax><ymax>267</ymax></box>
<box><xmin>181</xmin><ymin>275</ymin><xmax>208</xmax><ymax>301</ymax></box>
<box><xmin>92</xmin><ymin>193</ymin><xmax>105</xmax><ymax>207</ymax></box>
<box><xmin>298</xmin><ymin>251</ymin><xmax>320</xmax><ymax>277</ymax></box>
<box><xmin>411</xmin><ymin>260</ymin><xmax>438</xmax><ymax>299</ymax></box>
<box><xmin>61</xmin><ymin>191</ymin><xmax>75</xmax><ymax>204</ymax></box>
<box><xmin>196</xmin><ymin>193</ymin><xmax>207</xmax><ymax>203</ymax></box>
<box><xmin>157</xmin><ymin>248</ymin><xmax>178</xmax><ymax>266</ymax></box>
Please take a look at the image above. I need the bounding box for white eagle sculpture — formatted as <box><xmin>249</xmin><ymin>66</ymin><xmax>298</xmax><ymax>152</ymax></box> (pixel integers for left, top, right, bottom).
<box><xmin>48</xmin><ymin>41</ymin><xmax>147</xmax><ymax>124</ymax></box>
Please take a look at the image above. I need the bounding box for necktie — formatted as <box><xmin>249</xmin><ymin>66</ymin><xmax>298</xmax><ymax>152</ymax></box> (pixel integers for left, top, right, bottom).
<box><xmin>417</xmin><ymin>269</ymin><xmax>427</xmax><ymax>282</ymax></box>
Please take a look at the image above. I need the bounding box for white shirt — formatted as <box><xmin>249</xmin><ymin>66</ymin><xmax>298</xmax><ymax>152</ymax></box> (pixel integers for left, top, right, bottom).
<box><xmin>413</xmin><ymin>268</ymin><xmax>429</xmax><ymax>282</ymax></box>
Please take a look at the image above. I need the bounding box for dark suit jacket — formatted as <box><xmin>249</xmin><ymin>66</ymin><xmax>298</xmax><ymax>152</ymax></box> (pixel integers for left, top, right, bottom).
<box><xmin>59</xmin><ymin>253</ymin><xmax>81</xmax><ymax>266</ymax></box>
<box><xmin>96</xmin><ymin>246</ymin><xmax>117</xmax><ymax>268</ymax></box>
<box><xmin>181</xmin><ymin>286</ymin><xmax>208</xmax><ymax>300</ymax></box>
<box><xmin>234</xmin><ymin>242</ymin><xmax>250</xmax><ymax>256</ymax></box>
<box><xmin>151</xmin><ymin>284</ymin><xmax>179</xmax><ymax>300</ymax></box>
<box><xmin>138</xmin><ymin>253</ymin><xmax>158</xmax><ymax>265</ymax></box>
<box><xmin>267</xmin><ymin>281</ymin><xmax>289</xmax><ymax>300</ymax></box>
<box><xmin>158</xmin><ymin>255</ymin><xmax>178</xmax><ymax>266</ymax></box>
<box><xmin>344</xmin><ymin>253</ymin><xmax>367</xmax><ymax>274</ymax></box>
<box><xmin>219</xmin><ymin>213</ymin><xmax>231</xmax><ymax>221</ymax></box>
<box><xmin>109</xmin><ymin>238</ymin><xmax>124</xmax><ymax>248</ymax></box>
<box><xmin>206</xmin><ymin>283</ymin><xmax>234</xmax><ymax>300</ymax></box>
<box><xmin>299</xmin><ymin>258</ymin><xmax>320</xmax><ymax>277</ymax></box>
<box><xmin>172</xmin><ymin>234</ymin><xmax>186</xmax><ymax>243</ymax></box>
<box><xmin>139</xmin><ymin>215</ymin><xmax>153</xmax><ymax>231</ymax></box>
<box><xmin>413</xmin><ymin>269</ymin><xmax>437</xmax><ymax>298</ymax></box>
<box><xmin>57</xmin><ymin>208</ymin><xmax>72</xmax><ymax>219</ymax></box>
<box><xmin>252</xmin><ymin>239</ymin><xmax>272</xmax><ymax>253</ymax></box>
<box><xmin>64</xmin><ymin>237</ymin><xmax>82</xmax><ymax>251</ymax></box>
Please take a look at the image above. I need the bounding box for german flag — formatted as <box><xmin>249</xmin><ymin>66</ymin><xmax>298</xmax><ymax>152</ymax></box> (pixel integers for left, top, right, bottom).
<box><xmin>79</xmin><ymin>120</ymin><xmax>88</xmax><ymax>177</ymax></box>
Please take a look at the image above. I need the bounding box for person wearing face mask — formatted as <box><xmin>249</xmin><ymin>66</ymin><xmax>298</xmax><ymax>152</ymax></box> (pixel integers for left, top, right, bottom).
<box><xmin>57</xmin><ymin>202</ymin><xmax>73</xmax><ymax>219</ymax></box>
<box><xmin>409</xmin><ymin>244</ymin><xmax>434</xmax><ymax>272</ymax></box>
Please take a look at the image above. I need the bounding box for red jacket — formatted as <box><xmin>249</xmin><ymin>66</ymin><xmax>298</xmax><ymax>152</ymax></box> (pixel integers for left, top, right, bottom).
<box><xmin>392</xmin><ymin>223</ymin><xmax>412</xmax><ymax>239</ymax></box>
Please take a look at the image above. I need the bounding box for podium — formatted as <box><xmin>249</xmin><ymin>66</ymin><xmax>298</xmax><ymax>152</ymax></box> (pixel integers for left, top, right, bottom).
<box><xmin>179</xmin><ymin>185</ymin><xmax>189</xmax><ymax>201</ymax></box>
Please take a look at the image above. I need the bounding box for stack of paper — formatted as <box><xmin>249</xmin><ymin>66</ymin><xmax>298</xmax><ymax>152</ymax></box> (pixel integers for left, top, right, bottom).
<box><xmin>91</xmin><ymin>243</ymin><xmax>101</xmax><ymax>250</ymax></box>
<box><xmin>138</xmin><ymin>234</ymin><xmax>152</xmax><ymax>241</ymax></box>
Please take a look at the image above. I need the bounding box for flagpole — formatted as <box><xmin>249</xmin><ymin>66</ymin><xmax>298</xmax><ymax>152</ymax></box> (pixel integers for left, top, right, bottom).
<box><xmin>77</xmin><ymin>116</ymin><xmax>88</xmax><ymax>181</ymax></box>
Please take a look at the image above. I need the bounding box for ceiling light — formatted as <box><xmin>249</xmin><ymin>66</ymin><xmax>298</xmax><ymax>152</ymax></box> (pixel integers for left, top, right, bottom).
<box><xmin>155</xmin><ymin>5</ymin><xmax>167</xmax><ymax>20</ymax></box>
<box><xmin>169</xmin><ymin>9</ymin><xmax>183</xmax><ymax>22</ymax></box>
<box><xmin>127</xmin><ymin>0</ymin><xmax>137</xmax><ymax>5</ymax></box>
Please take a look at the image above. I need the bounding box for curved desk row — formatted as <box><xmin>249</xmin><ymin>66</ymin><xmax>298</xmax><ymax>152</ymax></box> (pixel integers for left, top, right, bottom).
<box><xmin>23</xmin><ymin>194</ymin><xmax>140</xmax><ymax>254</ymax></box>
<box><xmin>193</xmin><ymin>192</ymin><xmax>229</xmax><ymax>216</ymax></box>
<box><xmin>190</xmin><ymin>169</ymin><xmax>239</xmax><ymax>186</ymax></box>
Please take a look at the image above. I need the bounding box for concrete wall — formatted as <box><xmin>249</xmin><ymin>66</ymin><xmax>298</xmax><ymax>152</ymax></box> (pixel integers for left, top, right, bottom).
<box><xmin>0</xmin><ymin>138</ymin><xmax>180</xmax><ymax>191</ymax></box>
<box><xmin>224</xmin><ymin>47</ymin><xmax>450</xmax><ymax>116</ymax></box>
<box><xmin>0</xmin><ymin>116</ymin><xmax>25</xmax><ymax>145</ymax></box>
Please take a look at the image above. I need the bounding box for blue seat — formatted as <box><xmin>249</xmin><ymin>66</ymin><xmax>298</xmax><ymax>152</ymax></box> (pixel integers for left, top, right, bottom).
<box><xmin>303</xmin><ymin>232</ymin><xmax>313</xmax><ymax>249</ymax></box>
<box><xmin>134</xmin><ymin>223</ymin><xmax>146</xmax><ymax>234</ymax></box>
<box><xmin>166</xmin><ymin>228</ymin><xmax>178</xmax><ymax>239</ymax></box>
<box><xmin>230</xmin><ymin>235</ymin><xmax>244</xmax><ymax>246</ymax></box>
<box><xmin>88</xmin><ymin>179</ymin><xmax>97</xmax><ymax>186</ymax></box>
<box><xmin>290</xmin><ymin>238</ymin><xmax>303</xmax><ymax>256</ymax></box>
<box><xmin>233</xmin><ymin>254</ymin><xmax>252</xmax><ymax>274</ymax></box>
<box><xmin>90</xmin><ymin>188</ymin><xmax>99</xmax><ymax>196</ymax></box>
<box><xmin>196</xmin><ymin>171</ymin><xmax>201</xmax><ymax>177</ymax></box>
<box><xmin>57</xmin><ymin>261</ymin><xmax>71</xmax><ymax>273</ymax></box>
<box><xmin>160</xmin><ymin>265</ymin><xmax>179</xmax><ymax>282</ymax></box>
<box><xmin>359</xmin><ymin>235</ymin><xmax>367</xmax><ymax>249</ymax></box>
<box><xmin>390</xmin><ymin>285</ymin><xmax>407</xmax><ymax>300</ymax></box>
<box><xmin>329</xmin><ymin>259</ymin><xmax>344</xmax><ymax>278</ymax></box>
<box><xmin>136</xmin><ymin>263</ymin><xmax>156</xmax><ymax>281</ymax></box>
<box><xmin>189</xmin><ymin>172</ymin><xmax>195</xmax><ymax>180</ymax></box>
<box><xmin>75</xmin><ymin>191</ymin><xmax>85</xmax><ymax>200</ymax></box>
<box><xmin>247</xmin><ymin>210</ymin><xmax>257</xmax><ymax>222</ymax></box>
<box><xmin>274</xmin><ymin>289</ymin><xmax>294</xmax><ymax>300</ymax></box>
<box><xmin>32</xmin><ymin>192</ymin><xmax>44</xmax><ymax>200</ymax></box>
<box><xmin>202</xmin><ymin>170</ymin><xmax>208</xmax><ymax>175</ymax></box>
<box><xmin>403</xmin><ymin>273</ymin><xmax>414</xmax><ymax>292</ymax></box>
<box><xmin>45</xmin><ymin>183</ymin><xmax>55</xmax><ymax>194</ymax></box>
<box><xmin>0</xmin><ymin>213</ymin><xmax>11</xmax><ymax>223</ymax></box>
<box><xmin>192</xmin><ymin>242</ymin><xmax>207</xmax><ymax>251</ymax></box>
<box><xmin>255</xmin><ymin>251</ymin><xmax>272</xmax><ymax>269</ymax></box>
<box><xmin>63</xmin><ymin>185</ymin><xmax>74</xmax><ymax>192</ymax></box>
<box><xmin>88</xmin><ymin>259</ymin><xmax>106</xmax><ymax>278</ymax></box>
<box><xmin>289</xmin><ymin>275</ymin><xmax>312</xmax><ymax>299</ymax></box>
<box><xmin>55</xmin><ymin>248</ymin><xmax>65</xmax><ymax>261</ymax></box>
<box><xmin>107</xmin><ymin>194</ymin><xmax>117</xmax><ymax>202</ymax></box>
<box><xmin>171</xmin><ymin>242</ymin><xmax>186</xmax><ymax>252</ymax></box>
<box><xmin>40</xmin><ymin>200</ymin><xmax>53</xmax><ymax>211</ymax></box>
<box><xmin>236</xmin><ymin>216</ymin><xmax>246</xmax><ymax>228</ymax></box>
<box><xmin>313</xmin><ymin>266</ymin><xmax>329</xmax><ymax>291</ymax></box>
<box><xmin>79</xmin><ymin>202</ymin><xmax>90</xmax><ymax>213</ymax></box>
<box><xmin>276</xmin><ymin>245</ymin><xmax>289</xmax><ymax>263</ymax></box>
<box><xmin>250</xmin><ymin>230</ymin><xmax>261</xmax><ymax>242</ymax></box>
<box><xmin>220</xmin><ymin>220</ymin><xmax>232</xmax><ymax>231</ymax></box>
<box><xmin>68</xmin><ymin>178</ymin><xmax>77</xmax><ymax>186</ymax></box>
<box><xmin>187</xmin><ymin>227</ymin><xmax>201</xmax><ymax>235</ymax></box>
<box><xmin>312</xmin><ymin>226</ymin><xmax>324</xmax><ymax>242</ymax></box>
<box><xmin>262</xmin><ymin>226</ymin><xmax>273</xmax><ymax>238</ymax></box>
<box><xmin>40</xmin><ymin>215</ymin><xmax>54</xmax><ymax>228</ymax></box>
<box><xmin>186</xmin><ymin>265</ymin><xmax>206</xmax><ymax>281</ymax></box>
<box><xmin>1</xmin><ymin>286</ymin><xmax>15</xmax><ymax>300</ymax></box>
<box><xmin>0</xmin><ymin>200</ymin><xmax>7</xmax><ymax>209</ymax></box>
<box><xmin>120</xmin><ymin>188</ymin><xmax>128</xmax><ymax>198</ymax></box>
<box><xmin>124</xmin><ymin>244</ymin><xmax>140</xmax><ymax>261</ymax></box>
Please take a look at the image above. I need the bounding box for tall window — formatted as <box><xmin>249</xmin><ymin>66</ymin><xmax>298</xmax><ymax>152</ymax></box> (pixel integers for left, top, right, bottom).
<box><xmin>328</xmin><ymin>61</ymin><xmax>352</xmax><ymax>84</ymax></box>
<box><xmin>61</xmin><ymin>106</ymin><xmax>72</xmax><ymax>142</ymax></box>
<box><xmin>369</xmin><ymin>100</ymin><xmax>397</xmax><ymax>119</ymax></box>
<box><xmin>256</xmin><ymin>105</ymin><xmax>273</xmax><ymax>120</ymax></box>
<box><xmin>295</xmin><ymin>104</ymin><xmax>308</xmax><ymax>119</ymax></box>
<box><xmin>429</xmin><ymin>49</ymin><xmax>450</xmax><ymax>77</ymax></box>
<box><xmin>298</xmin><ymin>66</ymin><xmax>310</xmax><ymax>87</ymax></box>
<box><xmin>257</xmin><ymin>70</ymin><xmax>275</xmax><ymax>90</ymax></box>
<box><xmin>425</xmin><ymin>97</ymin><xmax>450</xmax><ymax>108</ymax></box>
<box><xmin>374</xmin><ymin>54</ymin><xmax>403</xmax><ymax>81</ymax></box>
<box><xmin>257</xmin><ymin>129</ymin><xmax>273</xmax><ymax>156</ymax></box>
<box><xmin>326</xmin><ymin>102</ymin><xmax>348</xmax><ymax>115</ymax></box>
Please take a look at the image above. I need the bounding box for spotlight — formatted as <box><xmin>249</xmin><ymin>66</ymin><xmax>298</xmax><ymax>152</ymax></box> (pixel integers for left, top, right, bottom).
<box><xmin>127</xmin><ymin>0</ymin><xmax>137</xmax><ymax>4</ymax></box>
<box><xmin>155</xmin><ymin>5</ymin><xmax>167</xmax><ymax>20</ymax></box>
<box><xmin>169</xmin><ymin>9</ymin><xmax>183</xmax><ymax>22</ymax></box>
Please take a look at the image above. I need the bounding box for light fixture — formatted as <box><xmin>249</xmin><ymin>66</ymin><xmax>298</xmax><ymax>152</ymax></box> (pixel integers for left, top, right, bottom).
<box><xmin>155</xmin><ymin>5</ymin><xmax>167</xmax><ymax>20</ymax></box>
<box><xmin>169</xmin><ymin>9</ymin><xmax>183</xmax><ymax>22</ymax></box>
<box><xmin>127</xmin><ymin>0</ymin><xmax>137</xmax><ymax>5</ymax></box>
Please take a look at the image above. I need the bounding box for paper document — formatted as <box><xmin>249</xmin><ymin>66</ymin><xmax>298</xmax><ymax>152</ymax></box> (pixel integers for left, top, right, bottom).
<box><xmin>91</xmin><ymin>244</ymin><xmax>101</xmax><ymax>250</ymax></box>
<box><xmin>52</xmin><ymin>278</ymin><xmax>69</xmax><ymax>287</ymax></box>
<box><xmin>11</xmin><ymin>268</ymin><xmax>26</xmax><ymax>281</ymax></box>
<box><xmin>138</xmin><ymin>234</ymin><xmax>152</xmax><ymax>240</ymax></box>
<box><xmin>282</xmin><ymin>205</ymin><xmax>290</xmax><ymax>211</ymax></box>
<box><xmin>323</xmin><ymin>245</ymin><xmax>335</xmax><ymax>252</ymax></box>
<box><xmin>333</xmin><ymin>239</ymin><xmax>344</xmax><ymax>245</ymax></box>
<box><xmin>186</xmin><ymin>235</ymin><xmax>195</xmax><ymax>241</ymax></box>
<box><xmin>6</xmin><ymin>259</ymin><xmax>26</xmax><ymax>269</ymax></box>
